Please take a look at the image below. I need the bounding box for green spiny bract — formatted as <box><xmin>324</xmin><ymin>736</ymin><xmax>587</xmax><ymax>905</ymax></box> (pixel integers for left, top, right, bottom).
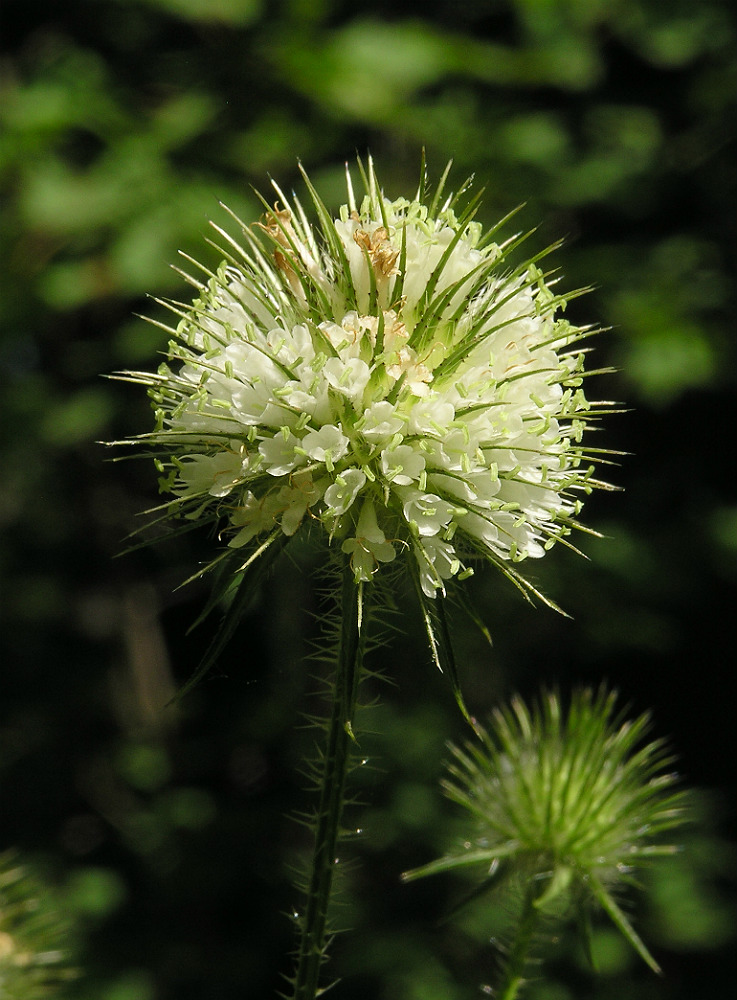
<box><xmin>403</xmin><ymin>687</ymin><xmax>688</xmax><ymax>976</ymax></box>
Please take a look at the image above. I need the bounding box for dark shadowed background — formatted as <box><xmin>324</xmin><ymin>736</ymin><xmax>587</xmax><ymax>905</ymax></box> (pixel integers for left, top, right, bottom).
<box><xmin>1</xmin><ymin>1</ymin><xmax>735</xmax><ymax>998</ymax></box>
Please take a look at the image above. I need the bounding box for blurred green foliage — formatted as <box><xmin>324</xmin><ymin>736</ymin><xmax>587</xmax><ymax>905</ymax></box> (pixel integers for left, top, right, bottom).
<box><xmin>1</xmin><ymin>0</ymin><xmax>735</xmax><ymax>997</ymax></box>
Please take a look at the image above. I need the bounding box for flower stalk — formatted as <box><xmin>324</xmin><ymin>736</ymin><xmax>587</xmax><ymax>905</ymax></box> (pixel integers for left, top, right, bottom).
<box><xmin>496</xmin><ymin>879</ymin><xmax>545</xmax><ymax>1000</ymax></box>
<box><xmin>290</xmin><ymin>562</ymin><xmax>367</xmax><ymax>1000</ymax></box>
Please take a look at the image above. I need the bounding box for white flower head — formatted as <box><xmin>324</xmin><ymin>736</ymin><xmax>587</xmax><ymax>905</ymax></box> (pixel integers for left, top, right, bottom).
<box><xmin>117</xmin><ymin>158</ymin><xmax>612</xmax><ymax>600</ymax></box>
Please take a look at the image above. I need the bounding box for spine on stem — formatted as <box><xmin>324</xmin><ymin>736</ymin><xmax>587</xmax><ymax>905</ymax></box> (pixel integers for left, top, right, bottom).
<box><xmin>494</xmin><ymin>879</ymin><xmax>546</xmax><ymax>1000</ymax></box>
<box><xmin>288</xmin><ymin>561</ymin><xmax>366</xmax><ymax>1000</ymax></box>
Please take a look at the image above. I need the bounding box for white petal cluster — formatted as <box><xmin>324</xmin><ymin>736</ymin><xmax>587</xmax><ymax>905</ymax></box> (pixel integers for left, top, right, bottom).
<box><xmin>131</xmin><ymin>163</ymin><xmax>605</xmax><ymax>597</ymax></box>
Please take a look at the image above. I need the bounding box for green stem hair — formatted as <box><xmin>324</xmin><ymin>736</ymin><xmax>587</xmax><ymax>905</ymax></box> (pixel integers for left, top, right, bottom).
<box><xmin>496</xmin><ymin>878</ymin><xmax>545</xmax><ymax>1000</ymax></box>
<box><xmin>290</xmin><ymin>561</ymin><xmax>367</xmax><ymax>1000</ymax></box>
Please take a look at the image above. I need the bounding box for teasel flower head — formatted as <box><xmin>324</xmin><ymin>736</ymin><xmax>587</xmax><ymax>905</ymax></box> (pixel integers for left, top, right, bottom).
<box><xmin>403</xmin><ymin>688</ymin><xmax>688</xmax><ymax>976</ymax></box>
<box><xmin>0</xmin><ymin>852</ymin><xmax>78</xmax><ymax>997</ymax></box>
<box><xmin>112</xmin><ymin>158</ymin><xmax>613</xmax><ymax>616</ymax></box>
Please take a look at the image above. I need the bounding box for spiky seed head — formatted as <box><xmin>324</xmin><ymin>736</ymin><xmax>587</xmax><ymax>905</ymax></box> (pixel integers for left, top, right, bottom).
<box><xmin>0</xmin><ymin>852</ymin><xmax>78</xmax><ymax>997</ymax></box>
<box><xmin>404</xmin><ymin>688</ymin><xmax>688</xmax><ymax>973</ymax></box>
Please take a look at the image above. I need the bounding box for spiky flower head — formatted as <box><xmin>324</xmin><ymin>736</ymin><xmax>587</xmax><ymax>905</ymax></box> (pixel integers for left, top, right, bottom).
<box><xmin>0</xmin><ymin>852</ymin><xmax>78</xmax><ymax>997</ymax></box>
<box><xmin>403</xmin><ymin>688</ymin><xmax>687</xmax><ymax>974</ymax></box>
<box><xmin>116</xmin><ymin>160</ymin><xmax>610</xmax><ymax>601</ymax></box>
